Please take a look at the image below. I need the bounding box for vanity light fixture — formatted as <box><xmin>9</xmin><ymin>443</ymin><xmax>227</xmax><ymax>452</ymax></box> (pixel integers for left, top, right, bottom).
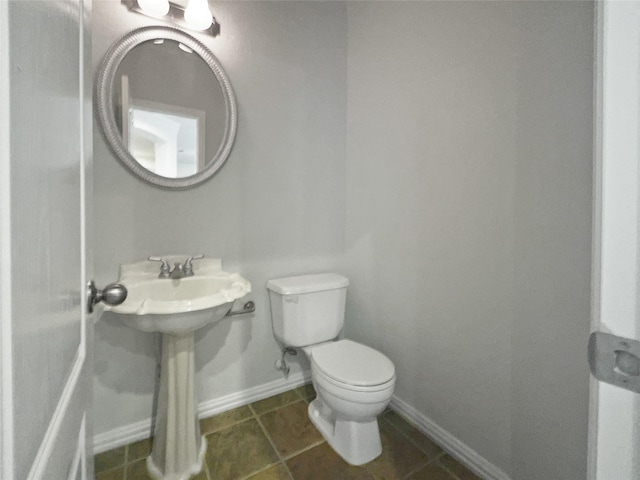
<box><xmin>123</xmin><ymin>0</ymin><xmax>220</xmax><ymax>37</ymax></box>
<box><xmin>184</xmin><ymin>0</ymin><xmax>213</xmax><ymax>31</ymax></box>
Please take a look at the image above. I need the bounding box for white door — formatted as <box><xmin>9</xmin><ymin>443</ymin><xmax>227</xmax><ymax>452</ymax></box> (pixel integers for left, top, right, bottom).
<box><xmin>589</xmin><ymin>1</ymin><xmax>640</xmax><ymax>479</ymax></box>
<box><xmin>0</xmin><ymin>1</ymin><xmax>93</xmax><ymax>479</ymax></box>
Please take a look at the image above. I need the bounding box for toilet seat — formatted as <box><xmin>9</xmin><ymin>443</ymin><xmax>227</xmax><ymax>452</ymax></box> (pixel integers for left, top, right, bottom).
<box><xmin>310</xmin><ymin>340</ymin><xmax>395</xmax><ymax>390</ymax></box>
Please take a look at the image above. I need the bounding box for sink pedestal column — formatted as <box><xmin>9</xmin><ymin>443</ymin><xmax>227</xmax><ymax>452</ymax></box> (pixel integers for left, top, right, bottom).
<box><xmin>147</xmin><ymin>332</ymin><xmax>206</xmax><ymax>480</ymax></box>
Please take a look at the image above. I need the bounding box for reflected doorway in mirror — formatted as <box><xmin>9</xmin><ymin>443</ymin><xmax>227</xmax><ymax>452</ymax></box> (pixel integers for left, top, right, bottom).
<box><xmin>121</xmin><ymin>75</ymin><xmax>206</xmax><ymax>178</ymax></box>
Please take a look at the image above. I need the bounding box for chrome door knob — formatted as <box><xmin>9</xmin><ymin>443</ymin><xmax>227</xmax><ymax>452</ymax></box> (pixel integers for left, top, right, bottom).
<box><xmin>87</xmin><ymin>280</ymin><xmax>127</xmax><ymax>313</ymax></box>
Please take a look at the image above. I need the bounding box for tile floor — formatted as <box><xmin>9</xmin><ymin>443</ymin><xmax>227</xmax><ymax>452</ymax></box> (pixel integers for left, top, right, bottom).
<box><xmin>94</xmin><ymin>384</ymin><xmax>481</xmax><ymax>480</ymax></box>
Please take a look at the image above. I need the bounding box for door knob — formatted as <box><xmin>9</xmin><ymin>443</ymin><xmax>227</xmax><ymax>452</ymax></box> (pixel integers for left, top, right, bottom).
<box><xmin>87</xmin><ymin>280</ymin><xmax>127</xmax><ymax>314</ymax></box>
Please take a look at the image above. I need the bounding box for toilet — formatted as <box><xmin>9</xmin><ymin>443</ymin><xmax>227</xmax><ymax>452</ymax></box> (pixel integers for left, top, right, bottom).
<box><xmin>266</xmin><ymin>273</ymin><xmax>396</xmax><ymax>466</ymax></box>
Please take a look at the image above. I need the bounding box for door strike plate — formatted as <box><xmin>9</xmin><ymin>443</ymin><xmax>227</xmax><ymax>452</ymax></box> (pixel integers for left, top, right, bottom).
<box><xmin>589</xmin><ymin>331</ymin><xmax>640</xmax><ymax>393</ymax></box>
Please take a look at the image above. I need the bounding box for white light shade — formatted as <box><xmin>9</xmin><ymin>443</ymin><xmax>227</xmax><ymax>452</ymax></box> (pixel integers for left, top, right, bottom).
<box><xmin>137</xmin><ymin>0</ymin><xmax>170</xmax><ymax>17</ymax></box>
<box><xmin>184</xmin><ymin>0</ymin><xmax>213</xmax><ymax>31</ymax></box>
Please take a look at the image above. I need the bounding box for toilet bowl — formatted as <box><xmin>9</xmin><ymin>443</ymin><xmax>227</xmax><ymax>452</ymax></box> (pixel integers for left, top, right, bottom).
<box><xmin>304</xmin><ymin>340</ymin><xmax>395</xmax><ymax>465</ymax></box>
<box><xmin>266</xmin><ymin>273</ymin><xmax>396</xmax><ymax>466</ymax></box>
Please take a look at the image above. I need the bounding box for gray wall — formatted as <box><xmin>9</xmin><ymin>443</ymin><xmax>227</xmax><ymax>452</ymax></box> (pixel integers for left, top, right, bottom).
<box><xmin>511</xmin><ymin>3</ymin><xmax>593</xmax><ymax>479</ymax></box>
<box><xmin>345</xmin><ymin>2</ymin><xmax>516</xmax><ymax>472</ymax></box>
<box><xmin>344</xmin><ymin>2</ymin><xmax>592</xmax><ymax>478</ymax></box>
<box><xmin>92</xmin><ymin>0</ymin><xmax>347</xmax><ymax>436</ymax></box>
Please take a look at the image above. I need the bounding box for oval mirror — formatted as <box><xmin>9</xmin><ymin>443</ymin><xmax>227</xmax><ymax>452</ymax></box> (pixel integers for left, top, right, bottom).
<box><xmin>95</xmin><ymin>26</ymin><xmax>237</xmax><ymax>189</ymax></box>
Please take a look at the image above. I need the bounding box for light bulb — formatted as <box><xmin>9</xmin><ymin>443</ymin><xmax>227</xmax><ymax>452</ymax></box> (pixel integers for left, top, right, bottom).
<box><xmin>184</xmin><ymin>0</ymin><xmax>213</xmax><ymax>31</ymax></box>
<box><xmin>137</xmin><ymin>0</ymin><xmax>170</xmax><ymax>17</ymax></box>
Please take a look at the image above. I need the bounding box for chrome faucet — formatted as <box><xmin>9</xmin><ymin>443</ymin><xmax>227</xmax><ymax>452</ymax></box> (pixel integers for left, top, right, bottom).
<box><xmin>148</xmin><ymin>255</ymin><xmax>204</xmax><ymax>279</ymax></box>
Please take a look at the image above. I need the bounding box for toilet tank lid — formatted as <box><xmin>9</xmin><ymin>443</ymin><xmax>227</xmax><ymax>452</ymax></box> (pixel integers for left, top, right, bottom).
<box><xmin>266</xmin><ymin>273</ymin><xmax>349</xmax><ymax>295</ymax></box>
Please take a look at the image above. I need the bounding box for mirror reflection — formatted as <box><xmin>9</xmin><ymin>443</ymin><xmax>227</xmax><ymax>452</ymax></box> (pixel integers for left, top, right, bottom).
<box><xmin>112</xmin><ymin>39</ymin><xmax>226</xmax><ymax>179</ymax></box>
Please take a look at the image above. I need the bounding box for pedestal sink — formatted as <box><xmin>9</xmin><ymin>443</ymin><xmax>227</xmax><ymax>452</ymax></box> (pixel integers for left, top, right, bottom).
<box><xmin>104</xmin><ymin>257</ymin><xmax>251</xmax><ymax>480</ymax></box>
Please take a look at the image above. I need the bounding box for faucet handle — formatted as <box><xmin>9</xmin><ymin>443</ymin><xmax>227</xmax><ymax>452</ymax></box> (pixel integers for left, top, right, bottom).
<box><xmin>183</xmin><ymin>255</ymin><xmax>204</xmax><ymax>276</ymax></box>
<box><xmin>148</xmin><ymin>256</ymin><xmax>171</xmax><ymax>278</ymax></box>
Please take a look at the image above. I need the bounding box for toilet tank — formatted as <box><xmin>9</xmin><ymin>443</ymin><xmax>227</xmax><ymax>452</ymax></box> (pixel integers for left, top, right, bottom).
<box><xmin>266</xmin><ymin>273</ymin><xmax>349</xmax><ymax>347</ymax></box>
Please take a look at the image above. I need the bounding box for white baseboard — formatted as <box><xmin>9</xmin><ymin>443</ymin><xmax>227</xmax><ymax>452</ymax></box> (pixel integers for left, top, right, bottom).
<box><xmin>197</xmin><ymin>372</ymin><xmax>311</xmax><ymax>419</ymax></box>
<box><xmin>93</xmin><ymin>417</ymin><xmax>153</xmax><ymax>456</ymax></box>
<box><xmin>390</xmin><ymin>395</ymin><xmax>511</xmax><ymax>480</ymax></box>
<box><xmin>93</xmin><ymin>371</ymin><xmax>311</xmax><ymax>454</ymax></box>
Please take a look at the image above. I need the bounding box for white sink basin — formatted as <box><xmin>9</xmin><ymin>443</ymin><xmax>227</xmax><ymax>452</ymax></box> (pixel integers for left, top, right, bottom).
<box><xmin>105</xmin><ymin>257</ymin><xmax>251</xmax><ymax>335</ymax></box>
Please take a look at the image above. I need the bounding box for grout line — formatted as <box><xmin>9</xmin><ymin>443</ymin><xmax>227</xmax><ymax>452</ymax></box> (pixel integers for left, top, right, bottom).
<box><xmin>237</xmin><ymin>461</ymin><xmax>283</xmax><ymax>480</ymax></box>
<box><xmin>201</xmin><ymin>429</ymin><xmax>215</xmax><ymax>480</ymax></box>
<box><xmin>433</xmin><ymin>452</ymin><xmax>447</xmax><ymax>463</ymax></box>
<box><xmin>382</xmin><ymin>409</ymin><xmax>447</xmax><ymax>461</ymax></box>
<box><xmin>124</xmin><ymin>443</ymin><xmax>130</xmax><ymax>480</ymax></box>
<box><xmin>94</xmin><ymin>465</ymin><xmax>123</xmax><ymax>477</ymax></box>
<box><xmin>294</xmin><ymin>385</ymin><xmax>307</xmax><ymax>402</ymax></box>
<box><xmin>203</xmin><ymin>461</ymin><xmax>212</xmax><ymax>480</ymax></box>
<box><xmin>200</xmin><ymin>412</ymin><xmax>255</xmax><ymax>437</ymax></box>
<box><xmin>381</xmin><ymin>411</ymin><xmax>463</xmax><ymax>480</ymax></box>
<box><xmin>402</xmin><ymin>459</ymin><xmax>433</xmax><ymax>480</ymax></box>
<box><xmin>437</xmin><ymin>461</ymin><xmax>463</xmax><ymax>480</ymax></box>
<box><xmin>121</xmin><ymin>447</ymin><xmax>127</xmax><ymax>480</ymax></box>
<box><xmin>250</xmin><ymin>398</ymin><xmax>302</xmax><ymax>417</ymax></box>
<box><xmin>253</xmin><ymin>416</ymin><xmax>295</xmax><ymax>479</ymax></box>
<box><xmin>296</xmin><ymin>383</ymin><xmax>317</xmax><ymax>404</ymax></box>
<box><xmin>400</xmin><ymin>453</ymin><xmax>453</xmax><ymax>480</ymax></box>
<box><xmin>433</xmin><ymin>453</ymin><xmax>466</xmax><ymax>480</ymax></box>
<box><xmin>93</xmin><ymin>448</ymin><xmax>128</xmax><ymax>479</ymax></box>
<box><xmin>281</xmin><ymin>439</ymin><xmax>325</xmax><ymax>461</ymax></box>
<box><xmin>436</xmin><ymin>454</ymin><xmax>472</xmax><ymax>480</ymax></box>
<box><xmin>251</xmin><ymin>400</ymin><xmax>296</xmax><ymax>480</ymax></box>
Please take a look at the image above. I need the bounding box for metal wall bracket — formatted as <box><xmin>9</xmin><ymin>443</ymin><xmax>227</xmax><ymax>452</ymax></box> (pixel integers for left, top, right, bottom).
<box><xmin>226</xmin><ymin>301</ymin><xmax>256</xmax><ymax>317</ymax></box>
<box><xmin>589</xmin><ymin>331</ymin><xmax>640</xmax><ymax>393</ymax></box>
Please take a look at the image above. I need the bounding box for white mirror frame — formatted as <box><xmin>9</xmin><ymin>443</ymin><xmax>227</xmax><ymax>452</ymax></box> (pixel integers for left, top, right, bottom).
<box><xmin>95</xmin><ymin>26</ymin><xmax>237</xmax><ymax>189</ymax></box>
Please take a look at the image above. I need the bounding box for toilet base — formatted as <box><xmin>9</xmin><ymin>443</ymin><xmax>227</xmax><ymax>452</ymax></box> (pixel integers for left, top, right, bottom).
<box><xmin>307</xmin><ymin>398</ymin><xmax>382</xmax><ymax>466</ymax></box>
